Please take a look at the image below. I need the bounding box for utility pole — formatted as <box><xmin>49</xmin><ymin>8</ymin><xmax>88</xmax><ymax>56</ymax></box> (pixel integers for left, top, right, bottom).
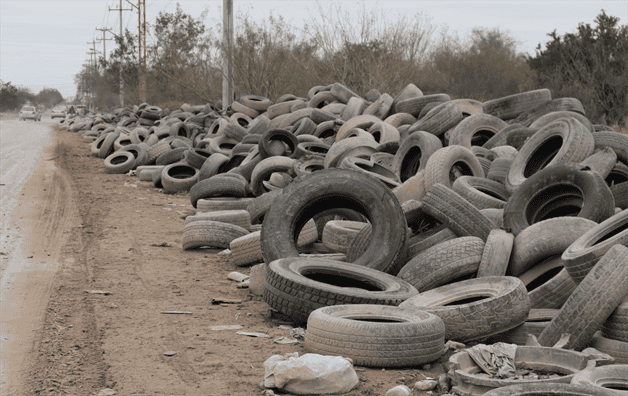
<box><xmin>125</xmin><ymin>0</ymin><xmax>146</xmax><ymax>103</ymax></box>
<box><xmin>95</xmin><ymin>28</ymin><xmax>114</xmax><ymax>63</ymax></box>
<box><xmin>222</xmin><ymin>0</ymin><xmax>234</xmax><ymax>110</ymax></box>
<box><xmin>109</xmin><ymin>0</ymin><xmax>133</xmax><ymax>107</ymax></box>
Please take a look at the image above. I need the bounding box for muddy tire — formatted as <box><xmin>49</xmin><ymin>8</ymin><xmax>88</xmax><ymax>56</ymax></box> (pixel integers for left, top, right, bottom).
<box><xmin>261</xmin><ymin>169</ymin><xmax>406</xmax><ymax>273</ymax></box>
<box><xmin>538</xmin><ymin>244</ymin><xmax>628</xmax><ymax>351</ymax></box>
<box><xmin>571</xmin><ymin>364</ymin><xmax>628</xmax><ymax>394</ymax></box>
<box><xmin>506</xmin><ymin>117</ymin><xmax>595</xmax><ymax>193</ymax></box>
<box><xmin>392</xmin><ymin>131</ymin><xmax>443</xmax><ymax>182</ymax></box>
<box><xmin>305</xmin><ymin>304</ymin><xmax>446</xmax><ymax>367</ymax></box>
<box><xmin>593</xmin><ymin>131</ymin><xmax>628</xmax><ymax>165</ymax></box>
<box><xmin>452</xmin><ymin>176</ymin><xmax>510</xmax><ymax>210</ymax></box>
<box><xmin>562</xmin><ymin>210</ymin><xmax>628</xmax><ymax>284</ymax></box>
<box><xmin>448</xmin><ymin>113</ymin><xmax>508</xmax><ymax>148</ymax></box>
<box><xmin>602</xmin><ymin>296</ymin><xmax>628</xmax><ymax>342</ymax></box>
<box><xmin>421</xmin><ymin>184</ymin><xmax>496</xmax><ymax>241</ymax></box>
<box><xmin>400</xmin><ymin>276</ymin><xmax>531</xmax><ymax>342</ymax></box>
<box><xmin>423</xmin><ymin>146</ymin><xmax>485</xmax><ymax>191</ymax></box>
<box><xmin>482</xmin><ymin>89</ymin><xmax>551</xmax><ymax>120</ymax></box>
<box><xmin>104</xmin><ymin>151</ymin><xmax>136</xmax><ymax>174</ymax></box>
<box><xmin>263</xmin><ymin>257</ymin><xmax>418</xmax><ymax>323</ymax></box>
<box><xmin>182</xmin><ymin>220</ymin><xmax>249</xmax><ymax>250</ymax></box>
<box><xmin>250</xmin><ymin>156</ymin><xmax>295</xmax><ymax>196</ymax></box>
<box><xmin>189</xmin><ymin>174</ymin><xmax>247</xmax><ymax>208</ymax></box>
<box><xmin>397</xmin><ymin>236</ymin><xmax>485</xmax><ymax>292</ymax></box>
<box><xmin>161</xmin><ymin>164</ymin><xmax>199</xmax><ymax>193</ymax></box>
<box><xmin>590</xmin><ymin>332</ymin><xmax>628</xmax><ymax>364</ymax></box>
<box><xmin>482</xmin><ymin>383</ymin><xmax>617</xmax><ymax>396</ymax></box>
<box><xmin>503</xmin><ymin>164</ymin><xmax>615</xmax><ymax>236</ymax></box>
<box><xmin>477</xmin><ymin>229</ymin><xmax>515</xmax><ymax>278</ymax></box>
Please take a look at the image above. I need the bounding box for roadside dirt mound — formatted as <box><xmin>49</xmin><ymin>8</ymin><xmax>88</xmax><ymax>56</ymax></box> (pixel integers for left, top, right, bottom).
<box><xmin>23</xmin><ymin>127</ymin><xmax>450</xmax><ymax>395</ymax></box>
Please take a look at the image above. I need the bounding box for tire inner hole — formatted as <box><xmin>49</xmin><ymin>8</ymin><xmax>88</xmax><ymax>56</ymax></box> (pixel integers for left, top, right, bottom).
<box><xmin>111</xmin><ymin>156</ymin><xmax>130</xmax><ymax>165</ymax></box>
<box><xmin>400</xmin><ymin>146</ymin><xmax>422</xmax><ymax>182</ymax></box>
<box><xmin>603</xmin><ymin>383</ymin><xmax>628</xmax><ymax>391</ymax></box>
<box><xmin>524</xmin><ymin>135</ymin><xmax>563</xmax><ymax>177</ymax></box>
<box><xmin>470</xmin><ymin>129</ymin><xmax>496</xmax><ymax>146</ymax></box>
<box><xmin>526</xmin><ymin>185</ymin><xmax>583</xmax><ymax>224</ymax></box>
<box><xmin>302</xmin><ymin>271</ymin><xmax>381</xmax><ymax>292</ymax></box>
<box><xmin>525</xmin><ymin>266</ymin><xmax>563</xmax><ymax>292</ymax></box>
<box><xmin>475</xmin><ymin>187</ymin><xmax>508</xmax><ymax>201</ymax></box>
<box><xmin>168</xmin><ymin>166</ymin><xmax>196</xmax><ymax>179</ymax></box>
<box><xmin>595</xmin><ymin>221</ymin><xmax>628</xmax><ymax>244</ymax></box>
<box><xmin>449</xmin><ymin>162</ymin><xmax>475</xmax><ymax>184</ymax></box>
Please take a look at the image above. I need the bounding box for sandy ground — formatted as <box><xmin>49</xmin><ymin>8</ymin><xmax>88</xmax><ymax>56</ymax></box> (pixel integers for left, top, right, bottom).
<box><xmin>3</xmin><ymin>122</ymin><xmax>452</xmax><ymax>395</ymax></box>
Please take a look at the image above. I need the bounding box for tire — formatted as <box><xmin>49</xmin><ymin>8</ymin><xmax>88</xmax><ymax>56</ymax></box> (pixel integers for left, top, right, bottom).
<box><xmin>260</xmin><ymin>169</ymin><xmax>407</xmax><ymax>273</ymax></box>
<box><xmin>119</xmin><ymin>143</ymin><xmax>149</xmax><ymax>167</ymax></box>
<box><xmin>448</xmin><ymin>113</ymin><xmax>508</xmax><ymax>148</ymax></box>
<box><xmin>399</xmin><ymin>276</ymin><xmax>531</xmax><ymax>342</ymax></box>
<box><xmin>189</xmin><ymin>174</ymin><xmax>247</xmax><ymax>208</ymax></box>
<box><xmin>250</xmin><ymin>156</ymin><xmax>295</xmax><ymax>196</ymax></box>
<box><xmin>482</xmin><ymin>89</ymin><xmax>551</xmax><ymax>120</ymax></box>
<box><xmin>239</xmin><ymin>94</ymin><xmax>271</xmax><ymax>112</ymax></box>
<box><xmin>362</xmin><ymin>93</ymin><xmax>393</xmax><ymax>119</ymax></box>
<box><xmin>97</xmin><ymin>131</ymin><xmax>119</xmax><ymax>159</ymax></box>
<box><xmin>263</xmin><ymin>257</ymin><xmax>418</xmax><ymax>323</ymax></box>
<box><xmin>258</xmin><ymin>128</ymin><xmax>299</xmax><ymax>159</ymax></box>
<box><xmin>520</xmin><ymin>257</ymin><xmax>577</xmax><ymax>309</ymax></box>
<box><xmin>182</xmin><ymin>220</ymin><xmax>249</xmax><ymax>250</ymax></box>
<box><xmin>155</xmin><ymin>147</ymin><xmax>186</xmax><ymax>166</ymax></box>
<box><xmin>392</xmin><ymin>131</ymin><xmax>443</xmax><ymax>182</ymax></box>
<box><xmin>305</xmin><ymin>304</ymin><xmax>446</xmax><ymax>368</ymax></box>
<box><xmin>509</xmin><ymin>217</ymin><xmax>597</xmax><ymax>277</ymax></box>
<box><xmin>590</xmin><ymin>332</ymin><xmax>628</xmax><ymax>364</ymax></box>
<box><xmin>397</xmin><ymin>236</ymin><xmax>484</xmax><ymax>292</ymax></box>
<box><xmin>335</xmin><ymin>115</ymin><xmax>381</xmax><ymax>142</ymax></box>
<box><xmin>503</xmin><ymin>164</ymin><xmax>616</xmax><ymax>236</ymax></box>
<box><xmin>246</xmin><ymin>189</ymin><xmax>283</xmax><ymax>225</ymax></box>
<box><xmin>321</xmin><ymin>220</ymin><xmax>369</xmax><ymax>253</ymax></box>
<box><xmin>196</xmin><ymin>197</ymin><xmax>253</xmax><ymax>213</ymax></box>
<box><xmin>384</xmin><ymin>112</ymin><xmax>417</xmax><ymax>129</ymax></box>
<box><xmin>421</xmin><ymin>183</ymin><xmax>496</xmax><ymax>241</ymax></box>
<box><xmin>562</xmin><ymin>209</ymin><xmax>628</xmax><ymax>284</ymax></box>
<box><xmin>161</xmin><ymin>164</ymin><xmax>199</xmax><ymax>193</ymax></box>
<box><xmin>104</xmin><ymin>151</ymin><xmax>136</xmax><ymax>174</ymax></box>
<box><xmin>339</xmin><ymin>157</ymin><xmax>400</xmax><ymax>189</ymax></box>
<box><xmin>482</xmin><ymin>383</ymin><xmax>617</xmax><ymax>396</ymax></box>
<box><xmin>509</xmin><ymin>97</ymin><xmax>586</xmax><ymax>127</ymax></box>
<box><xmin>393</xmin><ymin>171</ymin><xmax>427</xmax><ymax>204</ymax></box>
<box><xmin>606</xmin><ymin>161</ymin><xmax>628</xmax><ymax>187</ymax></box>
<box><xmin>487</xmin><ymin>309</ymin><xmax>557</xmax><ymax>345</ymax></box>
<box><xmin>407</xmin><ymin>101</ymin><xmax>464</xmax><ymax>137</ymax></box>
<box><xmin>395</xmin><ymin>93</ymin><xmax>451</xmax><ymax>117</ymax></box>
<box><xmin>452</xmin><ymin>176</ymin><xmax>510</xmax><ymax>210</ymax></box>
<box><xmin>538</xmin><ymin>244</ymin><xmax>628</xmax><ymax>351</ymax></box>
<box><xmin>602</xmin><ymin>295</ymin><xmax>628</xmax><ymax>341</ymax></box>
<box><xmin>580</xmin><ymin>147</ymin><xmax>617</xmax><ymax>180</ymax></box>
<box><xmin>198</xmin><ymin>153</ymin><xmax>229</xmax><ymax>181</ymax></box>
<box><xmin>477</xmin><ymin>229</ymin><xmax>515</xmax><ymax>278</ymax></box>
<box><xmin>184</xmin><ymin>148</ymin><xmax>212</xmax><ymax>169</ymax></box>
<box><xmin>593</xmin><ymin>131</ymin><xmax>628</xmax><ymax>165</ymax></box>
<box><xmin>506</xmin><ymin>117</ymin><xmax>595</xmax><ymax>193</ymax></box>
<box><xmin>406</xmin><ymin>227</ymin><xmax>457</xmax><ymax>259</ymax></box>
<box><xmin>329</xmin><ymin>82</ymin><xmax>360</xmax><ymax>104</ymax></box>
<box><xmin>423</xmin><ymin>145</ymin><xmax>485</xmax><ymax>191</ymax></box>
<box><xmin>185</xmin><ymin>209</ymin><xmax>251</xmax><ymax>230</ymax></box>
<box><xmin>612</xmin><ymin>183</ymin><xmax>628</xmax><ymax>209</ymax></box>
<box><xmin>571</xmin><ymin>365</ymin><xmax>628</xmax><ymax>395</ymax></box>
<box><xmin>146</xmin><ymin>139</ymin><xmax>172</xmax><ymax>164</ymax></box>
<box><xmin>530</xmin><ymin>110</ymin><xmax>595</xmax><ymax>134</ymax></box>
<box><xmin>391</xmin><ymin>83</ymin><xmax>423</xmax><ymax>112</ymax></box>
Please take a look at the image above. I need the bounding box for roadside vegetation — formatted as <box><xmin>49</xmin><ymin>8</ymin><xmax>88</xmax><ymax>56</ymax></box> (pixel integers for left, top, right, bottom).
<box><xmin>74</xmin><ymin>3</ymin><xmax>627</xmax><ymax>128</ymax></box>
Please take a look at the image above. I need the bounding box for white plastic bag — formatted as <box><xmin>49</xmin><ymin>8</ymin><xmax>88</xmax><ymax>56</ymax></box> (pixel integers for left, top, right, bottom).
<box><xmin>262</xmin><ymin>353</ymin><xmax>359</xmax><ymax>394</ymax></box>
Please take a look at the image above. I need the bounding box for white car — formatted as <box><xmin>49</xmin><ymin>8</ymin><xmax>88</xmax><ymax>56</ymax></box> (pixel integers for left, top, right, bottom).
<box><xmin>51</xmin><ymin>106</ymin><xmax>67</xmax><ymax>119</ymax></box>
<box><xmin>19</xmin><ymin>106</ymin><xmax>41</xmax><ymax>121</ymax></box>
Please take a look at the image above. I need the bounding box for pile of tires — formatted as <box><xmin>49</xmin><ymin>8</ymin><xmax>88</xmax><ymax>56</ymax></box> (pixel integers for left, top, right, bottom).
<box><xmin>63</xmin><ymin>85</ymin><xmax>628</xmax><ymax>374</ymax></box>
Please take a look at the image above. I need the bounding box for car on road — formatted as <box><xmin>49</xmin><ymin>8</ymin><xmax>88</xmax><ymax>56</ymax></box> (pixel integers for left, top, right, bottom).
<box><xmin>51</xmin><ymin>105</ymin><xmax>67</xmax><ymax>119</ymax></box>
<box><xmin>19</xmin><ymin>106</ymin><xmax>41</xmax><ymax>121</ymax></box>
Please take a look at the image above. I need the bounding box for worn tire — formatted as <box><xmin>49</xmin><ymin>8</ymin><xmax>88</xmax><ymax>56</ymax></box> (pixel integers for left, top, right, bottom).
<box><xmin>482</xmin><ymin>383</ymin><xmax>617</xmax><ymax>396</ymax></box>
<box><xmin>423</xmin><ymin>145</ymin><xmax>485</xmax><ymax>191</ymax></box>
<box><xmin>571</xmin><ymin>365</ymin><xmax>628</xmax><ymax>395</ymax></box>
<box><xmin>189</xmin><ymin>174</ymin><xmax>247</xmax><ymax>208</ymax></box>
<box><xmin>161</xmin><ymin>164</ymin><xmax>199</xmax><ymax>193</ymax></box>
<box><xmin>590</xmin><ymin>332</ymin><xmax>628</xmax><ymax>364</ymax></box>
<box><xmin>104</xmin><ymin>151</ymin><xmax>136</xmax><ymax>174</ymax></box>
<box><xmin>260</xmin><ymin>169</ymin><xmax>407</xmax><ymax>273</ymax></box>
<box><xmin>448</xmin><ymin>113</ymin><xmax>508</xmax><ymax>148</ymax></box>
<box><xmin>538</xmin><ymin>244</ymin><xmax>628</xmax><ymax>351</ymax></box>
<box><xmin>482</xmin><ymin>89</ymin><xmax>551</xmax><ymax>120</ymax></box>
<box><xmin>392</xmin><ymin>131</ymin><xmax>443</xmax><ymax>182</ymax></box>
<box><xmin>397</xmin><ymin>236</ymin><xmax>485</xmax><ymax>292</ymax></box>
<box><xmin>477</xmin><ymin>229</ymin><xmax>515</xmax><ymax>278</ymax></box>
<box><xmin>452</xmin><ymin>176</ymin><xmax>510</xmax><ymax>210</ymax></box>
<box><xmin>263</xmin><ymin>257</ymin><xmax>418</xmax><ymax>323</ymax></box>
<box><xmin>503</xmin><ymin>164</ymin><xmax>615</xmax><ymax>236</ymax></box>
<box><xmin>182</xmin><ymin>220</ymin><xmax>249</xmax><ymax>250</ymax></box>
<box><xmin>400</xmin><ymin>276</ymin><xmax>531</xmax><ymax>342</ymax></box>
<box><xmin>305</xmin><ymin>304</ymin><xmax>446</xmax><ymax>367</ymax></box>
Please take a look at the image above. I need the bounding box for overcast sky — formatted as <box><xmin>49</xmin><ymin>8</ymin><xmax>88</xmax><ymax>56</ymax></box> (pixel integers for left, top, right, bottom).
<box><xmin>1</xmin><ymin>0</ymin><xmax>627</xmax><ymax>100</ymax></box>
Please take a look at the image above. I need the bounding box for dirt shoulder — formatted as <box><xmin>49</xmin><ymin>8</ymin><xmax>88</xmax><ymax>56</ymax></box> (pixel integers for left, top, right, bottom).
<box><xmin>23</xmin><ymin>127</ymin><xmax>450</xmax><ymax>395</ymax></box>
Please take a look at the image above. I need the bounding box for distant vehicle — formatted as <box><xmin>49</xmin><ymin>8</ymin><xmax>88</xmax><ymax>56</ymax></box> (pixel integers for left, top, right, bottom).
<box><xmin>19</xmin><ymin>106</ymin><xmax>41</xmax><ymax>121</ymax></box>
<box><xmin>51</xmin><ymin>105</ymin><xmax>67</xmax><ymax>119</ymax></box>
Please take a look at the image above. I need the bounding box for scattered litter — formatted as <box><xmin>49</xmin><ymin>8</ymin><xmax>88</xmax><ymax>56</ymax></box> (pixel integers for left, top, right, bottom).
<box><xmin>150</xmin><ymin>242</ymin><xmax>171</xmax><ymax>247</ymax></box>
<box><xmin>466</xmin><ymin>343</ymin><xmax>517</xmax><ymax>379</ymax></box>
<box><xmin>161</xmin><ymin>311</ymin><xmax>193</xmax><ymax>315</ymax></box>
<box><xmin>84</xmin><ymin>290</ymin><xmax>112</xmax><ymax>295</ymax></box>
<box><xmin>123</xmin><ymin>182</ymin><xmax>137</xmax><ymax>187</ymax></box>
<box><xmin>167</xmin><ymin>203</ymin><xmax>177</xmax><ymax>206</ymax></box>
<box><xmin>0</xmin><ymin>252</ymin><xmax>7</xmax><ymax>256</ymax></box>
<box><xmin>127</xmin><ymin>170</ymin><xmax>137</xmax><ymax>176</ymax></box>
<box><xmin>278</xmin><ymin>325</ymin><xmax>293</xmax><ymax>330</ymax></box>
<box><xmin>26</xmin><ymin>255</ymin><xmax>33</xmax><ymax>258</ymax></box>
<box><xmin>262</xmin><ymin>353</ymin><xmax>358</xmax><ymax>394</ymax></box>
<box><xmin>237</xmin><ymin>281</ymin><xmax>250</xmax><ymax>289</ymax></box>
<box><xmin>227</xmin><ymin>271</ymin><xmax>250</xmax><ymax>282</ymax></box>
<box><xmin>164</xmin><ymin>351</ymin><xmax>177</xmax><ymax>356</ymax></box>
<box><xmin>414</xmin><ymin>379</ymin><xmax>438</xmax><ymax>391</ymax></box>
<box><xmin>274</xmin><ymin>337</ymin><xmax>299</xmax><ymax>345</ymax></box>
<box><xmin>211</xmin><ymin>325</ymin><xmax>243</xmax><ymax>331</ymax></box>
<box><xmin>446</xmin><ymin>340</ymin><xmax>466</xmax><ymax>351</ymax></box>
<box><xmin>109</xmin><ymin>303</ymin><xmax>118</xmax><ymax>309</ymax></box>
<box><xmin>290</xmin><ymin>327</ymin><xmax>306</xmax><ymax>341</ymax></box>
<box><xmin>97</xmin><ymin>389</ymin><xmax>116</xmax><ymax>396</ymax></box>
<box><xmin>386</xmin><ymin>385</ymin><xmax>411</xmax><ymax>396</ymax></box>
<box><xmin>237</xmin><ymin>331</ymin><xmax>271</xmax><ymax>338</ymax></box>
<box><xmin>163</xmin><ymin>208</ymin><xmax>172</xmax><ymax>211</ymax></box>
<box><xmin>211</xmin><ymin>298</ymin><xmax>242</xmax><ymax>305</ymax></box>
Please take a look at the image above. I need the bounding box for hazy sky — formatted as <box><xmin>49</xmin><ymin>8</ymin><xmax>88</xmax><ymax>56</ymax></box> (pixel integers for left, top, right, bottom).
<box><xmin>1</xmin><ymin>0</ymin><xmax>627</xmax><ymax>99</ymax></box>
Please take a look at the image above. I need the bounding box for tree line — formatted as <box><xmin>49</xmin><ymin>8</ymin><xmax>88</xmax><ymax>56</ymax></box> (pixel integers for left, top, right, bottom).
<box><xmin>76</xmin><ymin>4</ymin><xmax>627</xmax><ymax>127</ymax></box>
<box><xmin>0</xmin><ymin>83</ymin><xmax>64</xmax><ymax>111</ymax></box>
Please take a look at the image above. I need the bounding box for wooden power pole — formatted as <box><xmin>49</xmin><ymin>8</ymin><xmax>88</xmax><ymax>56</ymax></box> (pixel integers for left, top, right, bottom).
<box><xmin>138</xmin><ymin>0</ymin><xmax>147</xmax><ymax>103</ymax></box>
<box><xmin>109</xmin><ymin>0</ymin><xmax>133</xmax><ymax>107</ymax></box>
<box><xmin>95</xmin><ymin>28</ymin><xmax>114</xmax><ymax>63</ymax></box>
<box><xmin>222</xmin><ymin>0</ymin><xmax>234</xmax><ymax>110</ymax></box>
